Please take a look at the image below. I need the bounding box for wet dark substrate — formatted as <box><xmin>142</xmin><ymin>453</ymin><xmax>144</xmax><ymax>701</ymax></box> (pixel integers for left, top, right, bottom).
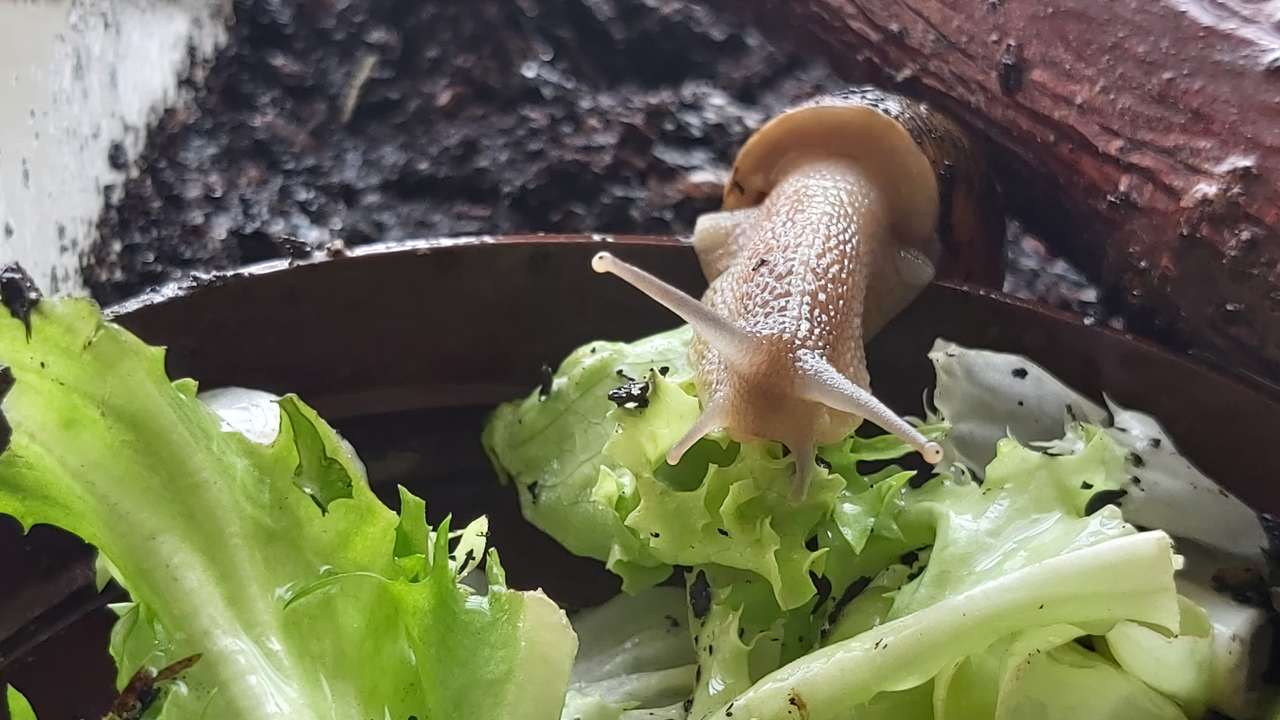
<box><xmin>87</xmin><ymin>0</ymin><xmax>1116</xmax><ymax>327</ymax></box>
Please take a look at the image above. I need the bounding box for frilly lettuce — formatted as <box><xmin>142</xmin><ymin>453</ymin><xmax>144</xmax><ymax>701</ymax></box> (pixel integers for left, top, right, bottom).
<box><xmin>0</xmin><ymin>298</ymin><xmax>575</xmax><ymax>719</ymax></box>
<box><xmin>484</xmin><ymin>326</ymin><xmax>1264</xmax><ymax>720</ymax></box>
<box><xmin>933</xmin><ymin>622</ymin><xmax>1188</xmax><ymax>720</ymax></box>
<box><xmin>482</xmin><ymin>326</ymin><xmax>908</xmax><ymax>611</ymax></box>
<box><xmin>707</xmin><ymin>531</ymin><xmax>1181</xmax><ymax>720</ymax></box>
<box><xmin>483</xmin><ymin>327</ymin><xmax>696</xmax><ymax>592</ymax></box>
<box><xmin>4</xmin><ymin>295</ymin><xmax>1271</xmax><ymax>720</ymax></box>
<box><xmin>927</xmin><ymin>339</ymin><xmax>1270</xmax><ymax>567</ymax></box>
<box><xmin>928</xmin><ymin>339</ymin><xmax>1277</xmax><ymax>719</ymax></box>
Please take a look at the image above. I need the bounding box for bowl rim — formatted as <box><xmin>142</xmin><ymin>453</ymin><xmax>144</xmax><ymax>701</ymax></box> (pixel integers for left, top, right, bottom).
<box><xmin>105</xmin><ymin>233</ymin><xmax>1280</xmax><ymax>405</ymax></box>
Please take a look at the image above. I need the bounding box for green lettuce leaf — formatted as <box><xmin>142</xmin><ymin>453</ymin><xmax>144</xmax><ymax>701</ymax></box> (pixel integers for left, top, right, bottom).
<box><xmin>483</xmin><ymin>327</ymin><xmax>698</xmax><ymax>592</ymax></box>
<box><xmin>1103</xmin><ymin>596</ymin><xmax>1213</xmax><ymax>717</ymax></box>
<box><xmin>705</xmin><ymin>531</ymin><xmax>1181</xmax><ymax>720</ymax></box>
<box><xmin>886</xmin><ymin>429</ymin><xmax>1135</xmax><ymax>618</ymax></box>
<box><xmin>482</xmin><ymin>326</ymin><xmax>924</xmax><ymax>610</ymax></box>
<box><xmin>5</xmin><ymin>686</ymin><xmax>36</xmax><ymax>720</ymax></box>
<box><xmin>927</xmin><ymin>338</ymin><xmax>1278</xmax><ymax>718</ymax></box>
<box><xmin>989</xmin><ymin>638</ymin><xmax>1186</xmax><ymax>720</ymax></box>
<box><xmin>934</xmin><ymin>624</ymin><xmax>1188</xmax><ymax>720</ymax></box>
<box><xmin>926</xmin><ymin>338</ymin><xmax>1268</xmax><ymax>569</ymax></box>
<box><xmin>560</xmin><ymin>587</ymin><xmax>696</xmax><ymax>720</ymax></box>
<box><xmin>485</xmin><ymin>327</ymin><xmax>1210</xmax><ymax>720</ymax></box>
<box><xmin>0</xmin><ymin>298</ymin><xmax>575</xmax><ymax>719</ymax></box>
<box><xmin>483</xmin><ymin>328</ymin><xmax>956</xmax><ymax>719</ymax></box>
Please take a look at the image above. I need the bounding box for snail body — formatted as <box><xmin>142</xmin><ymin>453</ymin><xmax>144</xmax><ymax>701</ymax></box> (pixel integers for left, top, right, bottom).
<box><xmin>593</xmin><ymin>87</ymin><xmax>1002</xmax><ymax>498</ymax></box>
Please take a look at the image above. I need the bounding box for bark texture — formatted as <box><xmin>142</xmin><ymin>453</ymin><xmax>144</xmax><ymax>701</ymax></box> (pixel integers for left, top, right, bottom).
<box><xmin>716</xmin><ymin>0</ymin><xmax>1280</xmax><ymax>383</ymax></box>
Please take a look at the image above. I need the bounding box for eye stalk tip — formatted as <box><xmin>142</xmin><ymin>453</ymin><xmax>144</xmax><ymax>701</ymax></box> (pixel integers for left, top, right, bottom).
<box><xmin>921</xmin><ymin>441</ymin><xmax>944</xmax><ymax>465</ymax></box>
<box><xmin>591</xmin><ymin>252</ymin><xmax>615</xmax><ymax>274</ymax></box>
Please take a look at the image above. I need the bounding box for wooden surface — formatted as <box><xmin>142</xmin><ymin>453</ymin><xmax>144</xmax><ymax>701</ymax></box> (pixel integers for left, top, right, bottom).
<box><xmin>717</xmin><ymin>0</ymin><xmax>1280</xmax><ymax>384</ymax></box>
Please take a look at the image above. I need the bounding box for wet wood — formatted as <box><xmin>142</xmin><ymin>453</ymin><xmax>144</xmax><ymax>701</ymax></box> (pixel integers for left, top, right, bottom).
<box><xmin>716</xmin><ymin>0</ymin><xmax>1280</xmax><ymax>383</ymax></box>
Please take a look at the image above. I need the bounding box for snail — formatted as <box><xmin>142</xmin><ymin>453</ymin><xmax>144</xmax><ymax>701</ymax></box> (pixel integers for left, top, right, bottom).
<box><xmin>593</xmin><ymin>87</ymin><xmax>1003</xmax><ymax>498</ymax></box>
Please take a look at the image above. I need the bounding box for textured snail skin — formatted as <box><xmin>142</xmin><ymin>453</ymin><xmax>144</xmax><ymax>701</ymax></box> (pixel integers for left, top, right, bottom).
<box><xmin>593</xmin><ymin>158</ymin><xmax>941</xmax><ymax>499</ymax></box>
<box><xmin>695</xmin><ymin>160</ymin><xmax>883</xmax><ymax>448</ymax></box>
<box><xmin>591</xmin><ymin>89</ymin><xmax>1003</xmax><ymax>498</ymax></box>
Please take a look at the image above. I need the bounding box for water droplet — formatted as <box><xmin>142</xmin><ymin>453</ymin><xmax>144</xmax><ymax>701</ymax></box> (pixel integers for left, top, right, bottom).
<box><xmin>1220</xmin><ymin>301</ymin><xmax>1246</xmax><ymax>326</ymax></box>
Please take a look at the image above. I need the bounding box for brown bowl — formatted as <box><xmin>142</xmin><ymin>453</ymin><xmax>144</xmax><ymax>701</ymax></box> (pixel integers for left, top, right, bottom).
<box><xmin>3</xmin><ymin>235</ymin><xmax>1280</xmax><ymax>719</ymax></box>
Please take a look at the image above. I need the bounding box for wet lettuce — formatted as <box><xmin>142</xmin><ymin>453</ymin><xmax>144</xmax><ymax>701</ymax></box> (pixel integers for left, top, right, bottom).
<box><xmin>484</xmin><ymin>326</ymin><xmax>1273</xmax><ymax>720</ymax></box>
<box><xmin>559</xmin><ymin>587</ymin><xmax>697</xmax><ymax>720</ymax></box>
<box><xmin>0</xmin><ymin>298</ymin><xmax>575</xmax><ymax>719</ymax></box>
<box><xmin>3</xmin><ymin>293</ymin><xmax>1274</xmax><ymax>720</ymax></box>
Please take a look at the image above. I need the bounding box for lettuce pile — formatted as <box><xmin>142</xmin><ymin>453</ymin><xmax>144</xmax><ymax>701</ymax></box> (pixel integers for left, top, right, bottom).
<box><xmin>483</xmin><ymin>327</ymin><xmax>1278</xmax><ymax>720</ymax></box>
<box><xmin>2</xmin><ymin>297</ymin><xmax>1276</xmax><ymax>719</ymax></box>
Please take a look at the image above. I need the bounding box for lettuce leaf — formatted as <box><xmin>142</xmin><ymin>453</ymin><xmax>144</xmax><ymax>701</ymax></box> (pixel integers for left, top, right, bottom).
<box><xmin>888</xmin><ymin>429</ymin><xmax>1136</xmax><ymax>618</ymax></box>
<box><xmin>935</xmin><ymin>624</ymin><xmax>1188</xmax><ymax>720</ymax></box>
<box><xmin>482</xmin><ymin>326</ymin><xmax>920</xmax><ymax>610</ymax></box>
<box><xmin>928</xmin><ymin>338</ymin><xmax>1278</xmax><ymax>717</ymax></box>
<box><xmin>560</xmin><ymin>587</ymin><xmax>696</xmax><ymax>720</ymax></box>
<box><xmin>483</xmin><ymin>329</ymin><xmax>956</xmax><ymax>718</ymax></box>
<box><xmin>1103</xmin><ymin>596</ymin><xmax>1213</xmax><ymax>715</ymax></box>
<box><xmin>5</xmin><ymin>686</ymin><xmax>36</xmax><ymax>720</ymax></box>
<box><xmin>0</xmin><ymin>298</ymin><xmax>576</xmax><ymax>719</ymax></box>
<box><xmin>705</xmin><ymin>532</ymin><xmax>1181</xmax><ymax>720</ymax></box>
<box><xmin>485</xmin><ymin>327</ymin><xmax>1215</xmax><ymax>720</ymax></box>
<box><xmin>483</xmin><ymin>327</ymin><xmax>697</xmax><ymax>592</ymax></box>
<box><xmin>927</xmin><ymin>339</ymin><xmax>1269</xmax><ymax>568</ymax></box>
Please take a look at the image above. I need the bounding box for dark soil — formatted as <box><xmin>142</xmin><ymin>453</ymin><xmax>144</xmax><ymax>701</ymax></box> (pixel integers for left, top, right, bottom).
<box><xmin>87</xmin><ymin>0</ymin><xmax>1115</xmax><ymax>327</ymax></box>
<box><xmin>88</xmin><ymin>0</ymin><xmax>834</xmax><ymax>302</ymax></box>
<box><xmin>1004</xmin><ymin>222</ymin><xmax>1120</xmax><ymax>330</ymax></box>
